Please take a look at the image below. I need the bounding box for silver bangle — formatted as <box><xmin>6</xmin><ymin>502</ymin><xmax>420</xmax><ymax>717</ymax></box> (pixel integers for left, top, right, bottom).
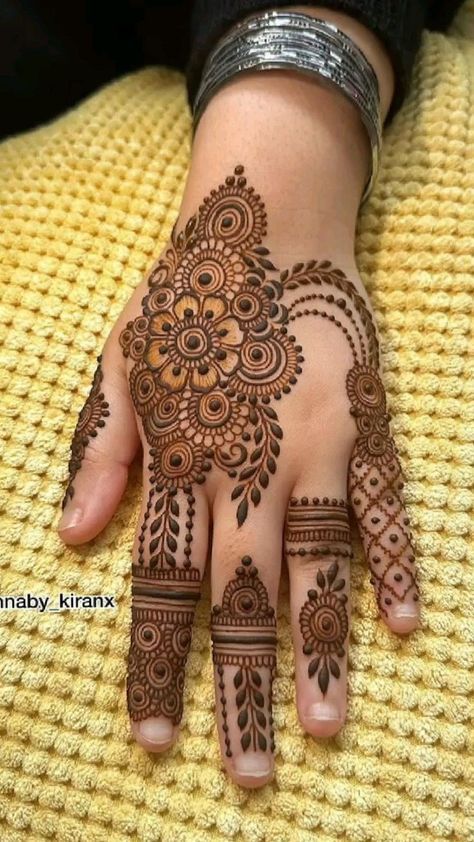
<box><xmin>192</xmin><ymin>10</ymin><xmax>382</xmax><ymax>203</ymax></box>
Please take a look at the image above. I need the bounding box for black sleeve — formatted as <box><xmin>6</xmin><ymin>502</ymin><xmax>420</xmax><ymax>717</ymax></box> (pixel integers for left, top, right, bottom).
<box><xmin>185</xmin><ymin>0</ymin><xmax>465</xmax><ymax>124</ymax></box>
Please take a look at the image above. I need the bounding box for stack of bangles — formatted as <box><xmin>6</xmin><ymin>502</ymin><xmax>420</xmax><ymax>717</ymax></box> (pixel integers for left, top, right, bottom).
<box><xmin>192</xmin><ymin>9</ymin><xmax>382</xmax><ymax>204</ymax></box>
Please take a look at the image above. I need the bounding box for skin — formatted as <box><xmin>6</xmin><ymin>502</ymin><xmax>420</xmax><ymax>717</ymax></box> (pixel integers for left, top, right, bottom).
<box><xmin>57</xmin><ymin>7</ymin><xmax>420</xmax><ymax>789</ymax></box>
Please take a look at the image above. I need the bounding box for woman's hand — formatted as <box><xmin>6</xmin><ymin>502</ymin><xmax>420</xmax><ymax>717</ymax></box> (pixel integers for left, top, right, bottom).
<box><xmin>58</xmin><ymin>162</ymin><xmax>420</xmax><ymax>788</ymax></box>
<box><xmin>58</xmin><ymin>17</ymin><xmax>419</xmax><ymax>787</ymax></box>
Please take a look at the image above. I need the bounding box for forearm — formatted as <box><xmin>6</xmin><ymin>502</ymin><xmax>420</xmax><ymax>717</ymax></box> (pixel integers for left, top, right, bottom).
<box><xmin>177</xmin><ymin>7</ymin><xmax>394</xmax><ymax>264</ymax></box>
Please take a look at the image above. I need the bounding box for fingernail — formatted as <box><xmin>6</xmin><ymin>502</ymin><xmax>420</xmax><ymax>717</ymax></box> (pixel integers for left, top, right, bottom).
<box><xmin>58</xmin><ymin>507</ymin><xmax>83</xmax><ymax>530</ymax></box>
<box><xmin>138</xmin><ymin>717</ymin><xmax>174</xmax><ymax>743</ymax></box>
<box><xmin>233</xmin><ymin>753</ymin><xmax>272</xmax><ymax>777</ymax></box>
<box><xmin>307</xmin><ymin>702</ymin><xmax>341</xmax><ymax>721</ymax></box>
<box><xmin>393</xmin><ymin>605</ymin><xmax>419</xmax><ymax>619</ymax></box>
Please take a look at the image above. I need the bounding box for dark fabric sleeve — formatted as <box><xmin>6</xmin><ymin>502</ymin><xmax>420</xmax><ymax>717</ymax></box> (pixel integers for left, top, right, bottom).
<box><xmin>185</xmin><ymin>0</ymin><xmax>465</xmax><ymax>124</ymax></box>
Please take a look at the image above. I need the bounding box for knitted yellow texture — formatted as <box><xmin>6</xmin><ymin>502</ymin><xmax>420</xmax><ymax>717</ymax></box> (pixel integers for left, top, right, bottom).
<box><xmin>0</xmin><ymin>8</ymin><xmax>473</xmax><ymax>842</ymax></box>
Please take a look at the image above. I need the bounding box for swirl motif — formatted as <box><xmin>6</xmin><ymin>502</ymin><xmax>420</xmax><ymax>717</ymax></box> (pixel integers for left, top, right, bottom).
<box><xmin>135</xmin><ymin>622</ymin><xmax>161</xmax><ymax>651</ymax></box>
<box><xmin>347</xmin><ymin>365</ymin><xmax>386</xmax><ymax>412</ymax></box>
<box><xmin>299</xmin><ymin>561</ymin><xmax>349</xmax><ymax>695</ymax></box>
<box><xmin>173</xmin><ymin>239</ymin><xmax>246</xmax><ymax>298</ymax></box>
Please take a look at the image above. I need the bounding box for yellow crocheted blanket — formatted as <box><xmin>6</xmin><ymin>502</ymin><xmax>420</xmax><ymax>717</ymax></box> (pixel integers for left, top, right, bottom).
<box><xmin>0</xmin><ymin>4</ymin><xmax>473</xmax><ymax>841</ymax></box>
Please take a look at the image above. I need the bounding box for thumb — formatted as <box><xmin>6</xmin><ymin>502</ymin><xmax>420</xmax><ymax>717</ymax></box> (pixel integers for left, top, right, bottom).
<box><xmin>58</xmin><ymin>342</ymin><xmax>140</xmax><ymax>545</ymax></box>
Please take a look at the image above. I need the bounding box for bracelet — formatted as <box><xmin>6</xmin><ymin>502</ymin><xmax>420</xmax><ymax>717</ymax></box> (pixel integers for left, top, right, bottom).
<box><xmin>192</xmin><ymin>10</ymin><xmax>382</xmax><ymax>204</ymax></box>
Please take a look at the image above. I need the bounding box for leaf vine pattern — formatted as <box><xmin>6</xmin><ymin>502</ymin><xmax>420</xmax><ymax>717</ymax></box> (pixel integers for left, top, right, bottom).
<box><xmin>211</xmin><ymin>556</ymin><xmax>276</xmax><ymax>757</ymax></box>
<box><xmin>117</xmin><ymin>163</ymin><xmax>419</xmax><ymax>731</ymax></box>
<box><xmin>62</xmin><ymin>355</ymin><xmax>109</xmax><ymax>508</ymax></box>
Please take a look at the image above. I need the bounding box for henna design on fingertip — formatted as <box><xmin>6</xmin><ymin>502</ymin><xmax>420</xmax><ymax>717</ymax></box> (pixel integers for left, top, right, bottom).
<box><xmin>211</xmin><ymin>556</ymin><xmax>276</xmax><ymax>757</ymax></box>
<box><xmin>127</xmin><ymin>563</ymin><xmax>201</xmax><ymax>723</ymax></box>
<box><xmin>62</xmin><ymin>354</ymin><xmax>109</xmax><ymax>508</ymax></box>
<box><xmin>286</xmin><ymin>499</ymin><xmax>350</xmax><ymax>693</ymax></box>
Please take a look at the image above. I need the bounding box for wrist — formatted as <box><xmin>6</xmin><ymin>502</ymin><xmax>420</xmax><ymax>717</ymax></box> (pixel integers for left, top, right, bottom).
<box><xmin>179</xmin><ymin>71</ymin><xmax>369</xmax><ymax>255</ymax></box>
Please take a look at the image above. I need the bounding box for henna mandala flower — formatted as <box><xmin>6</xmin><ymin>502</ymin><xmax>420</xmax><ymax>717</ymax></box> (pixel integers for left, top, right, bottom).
<box><xmin>144</xmin><ymin>292</ymin><xmax>243</xmax><ymax>392</ymax></box>
<box><xmin>300</xmin><ymin>592</ymin><xmax>348</xmax><ymax>657</ymax></box>
<box><xmin>173</xmin><ymin>238</ymin><xmax>246</xmax><ymax>299</ymax></box>
<box><xmin>151</xmin><ymin>437</ymin><xmax>208</xmax><ymax>488</ymax></box>
<box><xmin>346</xmin><ymin>365</ymin><xmax>386</xmax><ymax>413</ymax></box>
<box><xmin>229</xmin><ymin>327</ymin><xmax>300</xmax><ymax>397</ymax></box>
<box><xmin>179</xmin><ymin>387</ymin><xmax>250</xmax><ymax>448</ymax></box>
<box><xmin>299</xmin><ymin>562</ymin><xmax>349</xmax><ymax>695</ymax></box>
<box><xmin>197</xmin><ymin>173</ymin><xmax>267</xmax><ymax>249</ymax></box>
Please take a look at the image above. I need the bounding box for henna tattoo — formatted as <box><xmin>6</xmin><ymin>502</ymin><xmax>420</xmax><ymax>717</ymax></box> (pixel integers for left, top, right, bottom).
<box><xmin>300</xmin><ymin>562</ymin><xmax>348</xmax><ymax>695</ymax></box>
<box><xmin>119</xmin><ymin>163</ymin><xmax>419</xmax><ymax>732</ymax></box>
<box><xmin>286</xmin><ymin>498</ymin><xmax>350</xmax><ymax>694</ymax></box>
<box><xmin>211</xmin><ymin>556</ymin><xmax>276</xmax><ymax>757</ymax></box>
<box><xmin>127</xmin><ymin>563</ymin><xmax>201</xmax><ymax>722</ymax></box>
<box><xmin>62</xmin><ymin>355</ymin><xmax>109</xmax><ymax>508</ymax></box>
<box><xmin>280</xmin><ymin>262</ymin><xmax>419</xmax><ymax>615</ymax></box>
<box><xmin>120</xmin><ymin>166</ymin><xmax>303</xmax><ymax>533</ymax></box>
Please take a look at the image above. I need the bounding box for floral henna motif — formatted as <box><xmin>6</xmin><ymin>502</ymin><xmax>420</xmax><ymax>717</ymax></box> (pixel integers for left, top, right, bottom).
<box><xmin>300</xmin><ymin>563</ymin><xmax>348</xmax><ymax>695</ymax></box>
<box><xmin>62</xmin><ymin>355</ymin><xmax>109</xmax><ymax>508</ymax></box>
<box><xmin>286</xmin><ymin>498</ymin><xmax>350</xmax><ymax>694</ymax></box>
<box><xmin>118</xmin><ymin>164</ymin><xmax>419</xmax><ymax>732</ymax></box>
<box><xmin>211</xmin><ymin>556</ymin><xmax>276</xmax><ymax>757</ymax></box>
<box><xmin>120</xmin><ymin>165</ymin><xmax>303</xmax><ymax>533</ymax></box>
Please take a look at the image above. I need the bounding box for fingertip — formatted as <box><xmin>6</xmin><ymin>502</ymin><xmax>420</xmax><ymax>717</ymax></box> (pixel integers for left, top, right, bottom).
<box><xmin>228</xmin><ymin>753</ymin><xmax>274</xmax><ymax>789</ymax></box>
<box><xmin>130</xmin><ymin>717</ymin><xmax>178</xmax><ymax>753</ymax></box>
<box><xmin>383</xmin><ymin>602</ymin><xmax>421</xmax><ymax>634</ymax></box>
<box><xmin>300</xmin><ymin>701</ymin><xmax>346</xmax><ymax>738</ymax></box>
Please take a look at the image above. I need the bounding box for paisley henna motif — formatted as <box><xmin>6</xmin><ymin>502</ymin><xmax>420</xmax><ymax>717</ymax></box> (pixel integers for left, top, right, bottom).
<box><xmin>211</xmin><ymin>557</ymin><xmax>276</xmax><ymax>757</ymax></box>
<box><xmin>62</xmin><ymin>355</ymin><xmax>109</xmax><ymax>508</ymax></box>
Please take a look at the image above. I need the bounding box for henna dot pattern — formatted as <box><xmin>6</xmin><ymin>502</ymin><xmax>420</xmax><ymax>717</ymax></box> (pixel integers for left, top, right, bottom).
<box><xmin>211</xmin><ymin>557</ymin><xmax>276</xmax><ymax>757</ymax></box>
<box><xmin>62</xmin><ymin>355</ymin><xmax>109</xmax><ymax>508</ymax></box>
<box><xmin>282</xmin><ymin>259</ymin><xmax>420</xmax><ymax>615</ymax></box>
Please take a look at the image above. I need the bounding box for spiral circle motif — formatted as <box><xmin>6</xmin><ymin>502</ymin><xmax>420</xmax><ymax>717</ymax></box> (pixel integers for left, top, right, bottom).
<box><xmin>300</xmin><ymin>593</ymin><xmax>348</xmax><ymax>655</ymax></box>
<box><xmin>160</xmin><ymin>687</ymin><xmax>182</xmax><ymax>720</ymax></box>
<box><xmin>240</xmin><ymin>337</ymin><xmax>285</xmax><ymax>383</ymax></box>
<box><xmin>174</xmin><ymin>326</ymin><xmax>210</xmax><ymax>360</ymax></box>
<box><xmin>159</xmin><ymin>440</ymin><xmax>196</xmax><ymax>480</ymax></box>
<box><xmin>232</xmin><ymin>291</ymin><xmax>264</xmax><ymax>323</ymax></box>
<box><xmin>222</xmin><ymin>576</ymin><xmax>269</xmax><ymax>618</ymax></box>
<box><xmin>347</xmin><ymin>365</ymin><xmax>386</xmax><ymax>412</ymax></box>
<box><xmin>357</xmin><ymin>413</ymin><xmax>373</xmax><ymax>435</ymax></box>
<box><xmin>145</xmin><ymin>285</ymin><xmax>175</xmax><ymax>314</ymax></box>
<box><xmin>135</xmin><ymin>622</ymin><xmax>161</xmax><ymax>652</ymax></box>
<box><xmin>128</xmin><ymin>680</ymin><xmax>148</xmax><ymax>712</ymax></box>
<box><xmin>367</xmin><ymin>432</ymin><xmax>389</xmax><ymax>457</ymax></box>
<box><xmin>129</xmin><ymin>364</ymin><xmax>159</xmax><ymax>415</ymax></box>
<box><xmin>145</xmin><ymin>657</ymin><xmax>172</xmax><ymax>690</ymax></box>
<box><xmin>191</xmin><ymin>258</ymin><xmax>227</xmax><ymax>295</ymax></box>
<box><xmin>171</xmin><ymin>625</ymin><xmax>192</xmax><ymax>658</ymax></box>
<box><xmin>198</xmin><ymin>187</ymin><xmax>266</xmax><ymax>250</ymax></box>
<box><xmin>197</xmin><ymin>391</ymin><xmax>232</xmax><ymax>428</ymax></box>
